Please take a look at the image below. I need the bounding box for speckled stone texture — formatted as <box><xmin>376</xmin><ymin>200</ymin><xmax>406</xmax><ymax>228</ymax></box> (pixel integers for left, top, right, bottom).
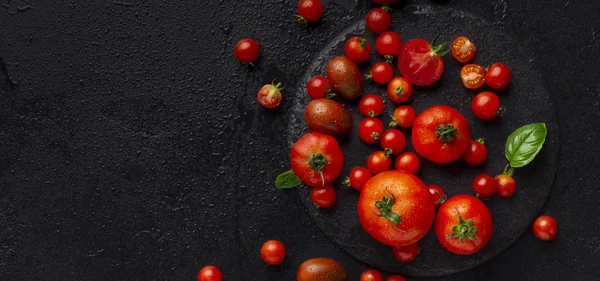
<box><xmin>0</xmin><ymin>1</ymin><xmax>599</xmax><ymax>281</ymax></box>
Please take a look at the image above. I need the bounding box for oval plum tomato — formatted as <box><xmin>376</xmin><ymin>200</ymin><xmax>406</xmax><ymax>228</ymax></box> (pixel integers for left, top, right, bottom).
<box><xmin>307</xmin><ymin>76</ymin><xmax>334</xmax><ymax>99</ymax></box>
<box><xmin>360</xmin><ymin>270</ymin><xmax>383</xmax><ymax>281</ymax></box>
<box><xmin>257</xmin><ymin>81</ymin><xmax>283</xmax><ymax>109</ymax></box>
<box><xmin>472</xmin><ymin>91</ymin><xmax>501</xmax><ymax>121</ymax></box>
<box><xmin>305</xmin><ymin>98</ymin><xmax>353</xmax><ymax>136</ymax></box>
<box><xmin>359</xmin><ymin>117</ymin><xmax>385</xmax><ymax>144</ymax></box>
<box><xmin>198</xmin><ymin>266</ymin><xmax>222</xmax><ymax>281</ymax></box>
<box><xmin>345</xmin><ymin>36</ymin><xmax>372</xmax><ymax>63</ymax></box>
<box><xmin>311</xmin><ymin>184</ymin><xmax>337</xmax><ymax>208</ymax></box>
<box><xmin>367</xmin><ymin>150</ymin><xmax>392</xmax><ymax>174</ymax></box>
<box><xmin>485</xmin><ymin>62</ymin><xmax>512</xmax><ymax>89</ymax></box>
<box><xmin>290</xmin><ymin>132</ymin><xmax>344</xmax><ymax>187</ymax></box>
<box><xmin>358</xmin><ymin>170</ymin><xmax>436</xmax><ymax>246</ymax></box>
<box><xmin>412</xmin><ymin>105</ymin><xmax>471</xmax><ymax>163</ymax></box>
<box><xmin>260</xmin><ymin>240</ymin><xmax>286</xmax><ymax>265</ymax></box>
<box><xmin>367</xmin><ymin>62</ymin><xmax>394</xmax><ymax>85</ymax></box>
<box><xmin>390</xmin><ymin>106</ymin><xmax>417</xmax><ymax>128</ymax></box>
<box><xmin>460</xmin><ymin>64</ymin><xmax>485</xmax><ymax>90</ymax></box>
<box><xmin>366</xmin><ymin>8</ymin><xmax>391</xmax><ymax>34</ymax></box>
<box><xmin>392</xmin><ymin>243</ymin><xmax>419</xmax><ymax>262</ymax></box>
<box><xmin>533</xmin><ymin>215</ymin><xmax>557</xmax><ymax>241</ymax></box>
<box><xmin>376</xmin><ymin>31</ymin><xmax>403</xmax><ymax>62</ymax></box>
<box><xmin>395</xmin><ymin>152</ymin><xmax>420</xmax><ymax>174</ymax></box>
<box><xmin>463</xmin><ymin>139</ymin><xmax>488</xmax><ymax>166</ymax></box>
<box><xmin>398</xmin><ymin>39</ymin><xmax>447</xmax><ymax>86</ymax></box>
<box><xmin>297</xmin><ymin>258</ymin><xmax>347</xmax><ymax>281</ymax></box>
<box><xmin>472</xmin><ymin>174</ymin><xmax>496</xmax><ymax>199</ymax></box>
<box><xmin>380</xmin><ymin>129</ymin><xmax>406</xmax><ymax>154</ymax></box>
<box><xmin>451</xmin><ymin>36</ymin><xmax>476</xmax><ymax>63</ymax></box>
<box><xmin>428</xmin><ymin>184</ymin><xmax>446</xmax><ymax>208</ymax></box>
<box><xmin>234</xmin><ymin>39</ymin><xmax>260</xmax><ymax>64</ymax></box>
<box><xmin>435</xmin><ymin>195</ymin><xmax>493</xmax><ymax>255</ymax></box>
<box><xmin>495</xmin><ymin>174</ymin><xmax>517</xmax><ymax>198</ymax></box>
<box><xmin>344</xmin><ymin>167</ymin><xmax>372</xmax><ymax>191</ymax></box>
<box><xmin>359</xmin><ymin>94</ymin><xmax>385</xmax><ymax>117</ymax></box>
<box><xmin>386</xmin><ymin>276</ymin><xmax>407</xmax><ymax>281</ymax></box>
<box><xmin>387</xmin><ymin>76</ymin><xmax>412</xmax><ymax>103</ymax></box>
<box><xmin>327</xmin><ymin>56</ymin><xmax>364</xmax><ymax>99</ymax></box>
<box><xmin>297</xmin><ymin>0</ymin><xmax>324</xmax><ymax>24</ymax></box>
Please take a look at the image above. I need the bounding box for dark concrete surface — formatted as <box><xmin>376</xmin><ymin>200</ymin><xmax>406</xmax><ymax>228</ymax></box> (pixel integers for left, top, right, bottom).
<box><xmin>0</xmin><ymin>0</ymin><xmax>599</xmax><ymax>280</ymax></box>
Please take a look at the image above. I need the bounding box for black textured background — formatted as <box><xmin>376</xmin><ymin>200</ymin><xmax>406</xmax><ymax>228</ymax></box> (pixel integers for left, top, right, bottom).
<box><xmin>1</xmin><ymin>0</ymin><xmax>599</xmax><ymax>281</ymax></box>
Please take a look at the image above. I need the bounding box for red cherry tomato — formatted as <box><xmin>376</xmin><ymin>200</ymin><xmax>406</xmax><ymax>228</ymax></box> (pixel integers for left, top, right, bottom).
<box><xmin>344</xmin><ymin>167</ymin><xmax>372</xmax><ymax>191</ymax></box>
<box><xmin>376</xmin><ymin>31</ymin><xmax>403</xmax><ymax>61</ymax></box>
<box><xmin>359</xmin><ymin>117</ymin><xmax>385</xmax><ymax>144</ymax></box>
<box><xmin>533</xmin><ymin>215</ymin><xmax>557</xmax><ymax>241</ymax></box>
<box><xmin>390</xmin><ymin>106</ymin><xmax>416</xmax><ymax>128</ymax></box>
<box><xmin>234</xmin><ymin>39</ymin><xmax>260</xmax><ymax>63</ymax></box>
<box><xmin>472</xmin><ymin>174</ymin><xmax>496</xmax><ymax>199</ymax></box>
<box><xmin>345</xmin><ymin>36</ymin><xmax>373</xmax><ymax>63</ymax></box>
<box><xmin>387</xmin><ymin>76</ymin><xmax>412</xmax><ymax>103</ymax></box>
<box><xmin>485</xmin><ymin>62</ymin><xmax>512</xmax><ymax>89</ymax></box>
<box><xmin>359</xmin><ymin>94</ymin><xmax>385</xmax><ymax>117</ymax></box>
<box><xmin>360</xmin><ymin>269</ymin><xmax>384</xmax><ymax>281</ymax></box>
<box><xmin>495</xmin><ymin>174</ymin><xmax>517</xmax><ymax>198</ymax></box>
<box><xmin>307</xmin><ymin>76</ymin><xmax>333</xmax><ymax>99</ymax></box>
<box><xmin>260</xmin><ymin>240</ymin><xmax>286</xmax><ymax>265</ymax></box>
<box><xmin>367</xmin><ymin>150</ymin><xmax>392</xmax><ymax>174</ymax></box>
<box><xmin>398</xmin><ymin>39</ymin><xmax>446</xmax><ymax>86</ymax></box>
<box><xmin>311</xmin><ymin>184</ymin><xmax>337</xmax><ymax>208</ymax></box>
<box><xmin>380</xmin><ymin>129</ymin><xmax>406</xmax><ymax>154</ymax></box>
<box><xmin>460</xmin><ymin>64</ymin><xmax>485</xmax><ymax>90</ymax></box>
<box><xmin>395</xmin><ymin>152</ymin><xmax>420</xmax><ymax>174</ymax></box>
<box><xmin>451</xmin><ymin>36</ymin><xmax>476</xmax><ymax>63</ymax></box>
<box><xmin>198</xmin><ymin>266</ymin><xmax>222</xmax><ymax>281</ymax></box>
<box><xmin>297</xmin><ymin>0</ymin><xmax>324</xmax><ymax>23</ymax></box>
<box><xmin>386</xmin><ymin>276</ymin><xmax>407</xmax><ymax>281</ymax></box>
<box><xmin>428</xmin><ymin>184</ymin><xmax>446</xmax><ymax>208</ymax></box>
<box><xmin>257</xmin><ymin>81</ymin><xmax>283</xmax><ymax>109</ymax></box>
<box><xmin>366</xmin><ymin>8</ymin><xmax>391</xmax><ymax>34</ymax></box>
<box><xmin>472</xmin><ymin>91</ymin><xmax>501</xmax><ymax>120</ymax></box>
<box><xmin>392</xmin><ymin>243</ymin><xmax>419</xmax><ymax>262</ymax></box>
<box><xmin>367</xmin><ymin>62</ymin><xmax>394</xmax><ymax>85</ymax></box>
<box><xmin>463</xmin><ymin>139</ymin><xmax>488</xmax><ymax>166</ymax></box>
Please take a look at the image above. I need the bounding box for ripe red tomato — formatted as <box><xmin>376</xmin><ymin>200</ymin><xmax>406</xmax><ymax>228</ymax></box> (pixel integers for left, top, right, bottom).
<box><xmin>485</xmin><ymin>62</ymin><xmax>512</xmax><ymax>89</ymax></box>
<box><xmin>387</xmin><ymin>76</ymin><xmax>412</xmax><ymax>103</ymax></box>
<box><xmin>451</xmin><ymin>36</ymin><xmax>476</xmax><ymax>63</ymax></box>
<box><xmin>307</xmin><ymin>76</ymin><xmax>333</xmax><ymax>99</ymax></box>
<box><xmin>495</xmin><ymin>174</ymin><xmax>516</xmax><ymax>198</ymax></box>
<box><xmin>366</xmin><ymin>8</ymin><xmax>391</xmax><ymax>34</ymax></box>
<box><xmin>257</xmin><ymin>81</ymin><xmax>283</xmax><ymax>109</ymax></box>
<box><xmin>395</xmin><ymin>152</ymin><xmax>420</xmax><ymax>174</ymax></box>
<box><xmin>260</xmin><ymin>240</ymin><xmax>286</xmax><ymax>265</ymax></box>
<box><xmin>376</xmin><ymin>31</ymin><xmax>403</xmax><ymax>62</ymax></box>
<box><xmin>297</xmin><ymin>0</ymin><xmax>324</xmax><ymax>23</ymax></box>
<box><xmin>390</xmin><ymin>106</ymin><xmax>416</xmax><ymax>128</ymax></box>
<box><xmin>398</xmin><ymin>39</ymin><xmax>446</xmax><ymax>86</ymax></box>
<box><xmin>412</xmin><ymin>106</ymin><xmax>471</xmax><ymax>163</ymax></box>
<box><xmin>290</xmin><ymin>132</ymin><xmax>344</xmax><ymax>187</ymax></box>
<box><xmin>359</xmin><ymin>117</ymin><xmax>385</xmax><ymax>144</ymax></box>
<box><xmin>472</xmin><ymin>174</ymin><xmax>497</xmax><ymax>199</ymax></box>
<box><xmin>311</xmin><ymin>184</ymin><xmax>337</xmax><ymax>208</ymax></box>
<box><xmin>360</xmin><ymin>270</ymin><xmax>383</xmax><ymax>281</ymax></box>
<box><xmin>380</xmin><ymin>129</ymin><xmax>406</xmax><ymax>154</ymax></box>
<box><xmin>463</xmin><ymin>139</ymin><xmax>487</xmax><ymax>166</ymax></box>
<box><xmin>472</xmin><ymin>91</ymin><xmax>501</xmax><ymax>120</ymax></box>
<box><xmin>386</xmin><ymin>276</ymin><xmax>407</xmax><ymax>281</ymax></box>
<box><xmin>358</xmin><ymin>171</ymin><xmax>436</xmax><ymax>246</ymax></box>
<box><xmin>460</xmin><ymin>64</ymin><xmax>485</xmax><ymax>90</ymax></box>
<box><xmin>392</xmin><ymin>243</ymin><xmax>419</xmax><ymax>262</ymax></box>
<box><xmin>359</xmin><ymin>94</ymin><xmax>385</xmax><ymax>117</ymax></box>
<box><xmin>345</xmin><ymin>37</ymin><xmax>373</xmax><ymax>63</ymax></box>
<box><xmin>533</xmin><ymin>215</ymin><xmax>557</xmax><ymax>241</ymax></box>
<box><xmin>435</xmin><ymin>195</ymin><xmax>493</xmax><ymax>255</ymax></box>
<box><xmin>198</xmin><ymin>266</ymin><xmax>222</xmax><ymax>281</ymax></box>
<box><xmin>234</xmin><ymin>39</ymin><xmax>260</xmax><ymax>64</ymax></box>
<box><xmin>428</xmin><ymin>184</ymin><xmax>446</xmax><ymax>208</ymax></box>
<box><xmin>367</xmin><ymin>150</ymin><xmax>392</xmax><ymax>174</ymax></box>
<box><xmin>367</xmin><ymin>62</ymin><xmax>394</xmax><ymax>85</ymax></box>
<box><xmin>344</xmin><ymin>167</ymin><xmax>372</xmax><ymax>191</ymax></box>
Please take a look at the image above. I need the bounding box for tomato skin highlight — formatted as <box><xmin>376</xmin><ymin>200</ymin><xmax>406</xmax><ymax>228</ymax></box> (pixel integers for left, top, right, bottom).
<box><xmin>347</xmin><ymin>167</ymin><xmax>372</xmax><ymax>191</ymax></box>
<box><xmin>451</xmin><ymin>36</ymin><xmax>476</xmax><ymax>63</ymax></box>
<box><xmin>376</xmin><ymin>31</ymin><xmax>403</xmax><ymax>57</ymax></box>
<box><xmin>360</xmin><ymin>269</ymin><xmax>384</xmax><ymax>281</ymax></box>
<box><xmin>260</xmin><ymin>240</ymin><xmax>286</xmax><ymax>265</ymax></box>
<box><xmin>345</xmin><ymin>37</ymin><xmax>373</xmax><ymax>63</ymax></box>
<box><xmin>290</xmin><ymin>132</ymin><xmax>344</xmax><ymax>187</ymax></box>
<box><xmin>359</xmin><ymin>94</ymin><xmax>385</xmax><ymax>117</ymax></box>
<box><xmin>257</xmin><ymin>82</ymin><xmax>283</xmax><ymax>109</ymax></box>
<box><xmin>327</xmin><ymin>56</ymin><xmax>364</xmax><ymax>99</ymax></box>
<box><xmin>395</xmin><ymin>152</ymin><xmax>420</xmax><ymax>174</ymax></box>
<box><xmin>463</xmin><ymin>139</ymin><xmax>488</xmax><ymax>166</ymax></box>
<box><xmin>485</xmin><ymin>62</ymin><xmax>512</xmax><ymax>89</ymax></box>
<box><xmin>380</xmin><ymin>129</ymin><xmax>406</xmax><ymax>154</ymax></box>
<box><xmin>533</xmin><ymin>215</ymin><xmax>557</xmax><ymax>241</ymax></box>
<box><xmin>495</xmin><ymin>174</ymin><xmax>517</xmax><ymax>198</ymax></box>
<box><xmin>460</xmin><ymin>64</ymin><xmax>485</xmax><ymax>90</ymax></box>
<box><xmin>390</xmin><ymin>106</ymin><xmax>417</xmax><ymax>128</ymax></box>
<box><xmin>369</xmin><ymin>62</ymin><xmax>394</xmax><ymax>85</ymax></box>
<box><xmin>386</xmin><ymin>276</ymin><xmax>407</xmax><ymax>281</ymax></box>
<box><xmin>311</xmin><ymin>184</ymin><xmax>337</xmax><ymax>208</ymax></box>
<box><xmin>392</xmin><ymin>243</ymin><xmax>419</xmax><ymax>262</ymax></box>
<box><xmin>472</xmin><ymin>174</ymin><xmax>497</xmax><ymax>199</ymax></box>
<box><xmin>297</xmin><ymin>0</ymin><xmax>324</xmax><ymax>23</ymax></box>
<box><xmin>366</xmin><ymin>8</ymin><xmax>391</xmax><ymax>34</ymax></box>
<box><xmin>387</xmin><ymin>76</ymin><xmax>412</xmax><ymax>103</ymax></box>
<box><xmin>297</xmin><ymin>258</ymin><xmax>347</xmax><ymax>281</ymax></box>
<box><xmin>307</xmin><ymin>76</ymin><xmax>333</xmax><ymax>99</ymax></box>
<box><xmin>367</xmin><ymin>150</ymin><xmax>392</xmax><ymax>174</ymax></box>
<box><xmin>398</xmin><ymin>38</ymin><xmax>446</xmax><ymax>86</ymax></box>
<box><xmin>305</xmin><ymin>98</ymin><xmax>353</xmax><ymax>136</ymax></box>
<box><xmin>359</xmin><ymin>118</ymin><xmax>385</xmax><ymax>144</ymax></box>
<box><xmin>198</xmin><ymin>266</ymin><xmax>222</xmax><ymax>281</ymax></box>
<box><xmin>472</xmin><ymin>92</ymin><xmax>501</xmax><ymax>121</ymax></box>
<box><xmin>234</xmin><ymin>39</ymin><xmax>260</xmax><ymax>63</ymax></box>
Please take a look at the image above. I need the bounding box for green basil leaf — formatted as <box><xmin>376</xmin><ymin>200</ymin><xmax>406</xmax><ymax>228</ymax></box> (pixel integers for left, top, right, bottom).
<box><xmin>275</xmin><ymin>170</ymin><xmax>302</xmax><ymax>189</ymax></box>
<box><xmin>505</xmin><ymin>123</ymin><xmax>548</xmax><ymax>168</ymax></box>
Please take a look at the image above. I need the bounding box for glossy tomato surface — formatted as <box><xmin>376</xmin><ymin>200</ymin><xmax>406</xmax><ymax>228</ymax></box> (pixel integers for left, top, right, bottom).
<box><xmin>290</xmin><ymin>132</ymin><xmax>344</xmax><ymax>187</ymax></box>
<box><xmin>398</xmin><ymin>39</ymin><xmax>445</xmax><ymax>86</ymax></box>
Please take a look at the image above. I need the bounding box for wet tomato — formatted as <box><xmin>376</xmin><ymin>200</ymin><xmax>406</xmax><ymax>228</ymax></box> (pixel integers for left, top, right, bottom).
<box><xmin>533</xmin><ymin>215</ymin><xmax>557</xmax><ymax>241</ymax></box>
<box><xmin>463</xmin><ymin>139</ymin><xmax>487</xmax><ymax>166</ymax></box>
<box><xmin>327</xmin><ymin>56</ymin><xmax>364</xmax><ymax>99</ymax></box>
<box><xmin>260</xmin><ymin>240</ymin><xmax>286</xmax><ymax>265</ymax></box>
<box><xmin>360</xmin><ymin>270</ymin><xmax>383</xmax><ymax>281</ymax></box>
<box><xmin>472</xmin><ymin>174</ymin><xmax>496</xmax><ymax>199</ymax></box>
<box><xmin>395</xmin><ymin>152</ymin><xmax>420</xmax><ymax>174</ymax></box>
<box><xmin>345</xmin><ymin>36</ymin><xmax>372</xmax><ymax>63</ymax></box>
<box><xmin>387</xmin><ymin>76</ymin><xmax>412</xmax><ymax>103</ymax></box>
<box><xmin>359</xmin><ymin>94</ymin><xmax>385</xmax><ymax>117</ymax></box>
<box><xmin>451</xmin><ymin>36</ymin><xmax>476</xmax><ymax>63</ymax></box>
<box><xmin>234</xmin><ymin>39</ymin><xmax>260</xmax><ymax>64</ymax></box>
<box><xmin>311</xmin><ymin>184</ymin><xmax>337</xmax><ymax>208</ymax></box>
<box><xmin>290</xmin><ymin>132</ymin><xmax>344</xmax><ymax>187</ymax></box>
<box><xmin>485</xmin><ymin>62</ymin><xmax>512</xmax><ymax>89</ymax></box>
<box><xmin>307</xmin><ymin>76</ymin><xmax>334</xmax><ymax>99</ymax></box>
<box><xmin>398</xmin><ymin>39</ymin><xmax>446</xmax><ymax>86</ymax></box>
<box><xmin>366</xmin><ymin>8</ymin><xmax>391</xmax><ymax>34</ymax></box>
<box><xmin>198</xmin><ymin>266</ymin><xmax>222</xmax><ymax>281</ymax></box>
<box><xmin>344</xmin><ymin>167</ymin><xmax>372</xmax><ymax>191</ymax></box>
<box><xmin>380</xmin><ymin>129</ymin><xmax>406</xmax><ymax>154</ymax></box>
<box><xmin>428</xmin><ymin>184</ymin><xmax>446</xmax><ymax>208</ymax></box>
<box><xmin>460</xmin><ymin>64</ymin><xmax>485</xmax><ymax>90</ymax></box>
<box><xmin>257</xmin><ymin>81</ymin><xmax>283</xmax><ymax>109</ymax></box>
<box><xmin>386</xmin><ymin>276</ymin><xmax>407</xmax><ymax>281</ymax></box>
<box><xmin>359</xmin><ymin>117</ymin><xmax>385</xmax><ymax>144</ymax></box>
<box><xmin>495</xmin><ymin>174</ymin><xmax>516</xmax><ymax>198</ymax></box>
<box><xmin>367</xmin><ymin>62</ymin><xmax>394</xmax><ymax>85</ymax></box>
<box><xmin>305</xmin><ymin>98</ymin><xmax>353</xmax><ymax>136</ymax></box>
<box><xmin>392</xmin><ymin>243</ymin><xmax>419</xmax><ymax>262</ymax></box>
<box><xmin>297</xmin><ymin>0</ymin><xmax>324</xmax><ymax>24</ymax></box>
<box><xmin>472</xmin><ymin>91</ymin><xmax>501</xmax><ymax>121</ymax></box>
<box><xmin>297</xmin><ymin>258</ymin><xmax>347</xmax><ymax>281</ymax></box>
<box><xmin>367</xmin><ymin>150</ymin><xmax>393</xmax><ymax>174</ymax></box>
<box><xmin>376</xmin><ymin>31</ymin><xmax>403</xmax><ymax>62</ymax></box>
<box><xmin>390</xmin><ymin>106</ymin><xmax>416</xmax><ymax>128</ymax></box>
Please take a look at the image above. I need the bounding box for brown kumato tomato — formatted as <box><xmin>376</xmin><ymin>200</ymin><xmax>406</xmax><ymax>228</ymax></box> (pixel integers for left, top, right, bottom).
<box><xmin>304</xmin><ymin>98</ymin><xmax>353</xmax><ymax>136</ymax></box>
<box><xmin>327</xmin><ymin>56</ymin><xmax>364</xmax><ymax>99</ymax></box>
<box><xmin>297</xmin><ymin>258</ymin><xmax>347</xmax><ymax>281</ymax></box>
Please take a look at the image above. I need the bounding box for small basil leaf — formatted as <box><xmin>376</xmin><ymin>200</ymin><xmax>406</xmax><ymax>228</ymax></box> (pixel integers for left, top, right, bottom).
<box><xmin>275</xmin><ymin>170</ymin><xmax>302</xmax><ymax>189</ymax></box>
<box><xmin>505</xmin><ymin>123</ymin><xmax>548</xmax><ymax>168</ymax></box>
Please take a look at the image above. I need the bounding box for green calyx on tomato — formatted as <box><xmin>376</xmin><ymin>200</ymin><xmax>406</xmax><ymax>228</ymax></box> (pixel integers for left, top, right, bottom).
<box><xmin>394</xmin><ymin>87</ymin><xmax>404</xmax><ymax>97</ymax></box>
<box><xmin>476</xmin><ymin>138</ymin><xmax>485</xmax><ymax>145</ymax></box>
<box><xmin>502</xmin><ymin>164</ymin><xmax>515</xmax><ymax>177</ymax></box>
<box><xmin>308</xmin><ymin>152</ymin><xmax>328</xmax><ymax>185</ymax></box>
<box><xmin>384</xmin><ymin>55</ymin><xmax>394</xmax><ymax>64</ymax></box>
<box><xmin>342</xmin><ymin>177</ymin><xmax>351</xmax><ymax>189</ymax></box>
<box><xmin>374</xmin><ymin>190</ymin><xmax>403</xmax><ymax>231</ymax></box>
<box><xmin>429</xmin><ymin>42</ymin><xmax>450</xmax><ymax>57</ymax></box>
<box><xmin>447</xmin><ymin>209</ymin><xmax>478</xmax><ymax>243</ymax></box>
<box><xmin>435</xmin><ymin>124</ymin><xmax>459</xmax><ymax>143</ymax></box>
<box><xmin>371</xmin><ymin>132</ymin><xmax>380</xmax><ymax>141</ymax></box>
<box><xmin>381</xmin><ymin>4</ymin><xmax>391</xmax><ymax>11</ymax></box>
<box><xmin>384</xmin><ymin>148</ymin><xmax>393</xmax><ymax>158</ymax></box>
<box><xmin>359</xmin><ymin>38</ymin><xmax>369</xmax><ymax>48</ymax></box>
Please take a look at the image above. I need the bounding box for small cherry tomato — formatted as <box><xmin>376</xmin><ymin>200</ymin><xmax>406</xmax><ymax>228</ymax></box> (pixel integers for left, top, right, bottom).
<box><xmin>533</xmin><ymin>215</ymin><xmax>557</xmax><ymax>241</ymax></box>
<box><xmin>257</xmin><ymin>81</ymin><xmax>283</xmax><ymax>109</ymax></box>
<box><xmin>367</xmin><ymin>62</ymin><xmax>394</xmax><ymax>85</ymax></box>
<box><xmin>390</xmin><ymin>106</ymin><xmax>416</xmax><ymax>128</ymax></box>
<box><xmin>367</xmin><ymin>150</ymin><xmax>392</xmax><ymax>174</ymax></box>
<box><xmin>395</xmin><ymin>152</ymin><xmax>420</xmax><ymax>174</ymax></box>
<box><xmin>428</xmin><ymin>184</ymin><xmax>446</xmax><ymax>208</ymax></box>
<box><xmin>485</xmin><ymin>62</ymin><xmax>512</xmax><ymax>89</ymax></box>
<box><xmin>297</xmin><ymin>0</ymin><xmax>324</xmax><ymax>24</ymax></box>
<box><xmin>463</xmin><ymin>139</ymin><xmax>488</xmax><ymax>166</ymax></box>
<box><xmin>392</xmin><ymin>243</ymin><xmax>419</xmax><ymax>262</ymax></box>
<box><xmin>359</xmin><ymin>117</ymin><xmax>385</xmax><ymax>144</ymax></box>
<box><xmin>234</xmin><ymin>39</ymin><xmax>260</xmax><ymax>64</ymax></box>
<box><xmin>311</xmin><ymin>184</ymin><xmax>337</xmax><ymax>208</ymax></box>
<box><xmin>359</xmin><ymin>94</ymin><xmax>385</xmax><ymax>117</ymax></box>
<box><xmin>460</xmin><ymin>64</ymin><xmax>485</xmax><ymax>90</ymax></box>
<box><xmin>495</xmin><ymin>174</ymin><xmax>517</xmax><ymax>198</ymax></box>
<box><xmin>344</xmin><ymin>167</ymin><xmax>372</xmax><ymax>191</ymax></box>
<box><xmin>380</xmin><ymin>129</ymin><xmax>406</xmax><ymax>154</ymax></box>
<box><xmin>451</xmin><ymin>36</ymin><xmax>476</xmax><ymax>63</ymax></box>
<box><xmin>472</xmin><ymin>174</ymin><xmax>496</xmax><ymax>199</ymax></box>
<box><xmin>472</xmin><ymin>92</ymin><xmax>501</xmax><ymax>120</ymax></box>
<box><xmin>366</xmin><ymin>7</ymin><xmax>391</xmax><ymax>34</ymax></box>
<box><xmin>345</xmin><ymin>36</ymin><xmax>373</xmax><ymax>63</ymax></box>
<box><xmin>387</xmin><ymin>76</ymin><xmax>412</xmax><ymax>103</ymax></box>
<box><xmin>198</xmin><ymin>266</ymin><xmax>222</xmax><ymax>281</ymax></box>
<box><xmin>386</xmin><ymin>276</ymin><xmax>407</xmax><ymax>281</ymax></box>
<box><xmin>307</xmin><ymin>76</ymin><xmax>333</xmax><ymax>99</ymax></box>
<box><xmin>260</xmin><ymin>240</ymin><xmax>286</xmax><ymax>265</ymax></box>
<box><xmin>376</xmin><ymin>31</ymin><xmax>403</xmax><ymax>62</ymax></box>
<box><xmin>360</xmin><ymin>269</ymin><xmax>384</xmax><ymax>281</ymax></box>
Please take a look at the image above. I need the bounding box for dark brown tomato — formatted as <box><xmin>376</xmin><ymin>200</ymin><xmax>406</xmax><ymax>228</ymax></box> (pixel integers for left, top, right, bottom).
<box><xmin>327</xmin><ymin>56</ymin><xmax>364</xmax><ymax>100</ymax></box>
<box><xmin>297</xmin><ymin>258</ymin><xmax>347</xmax><ymax>281</ymax></box>
<box><xmin>305</xmin><ymin>98</ymin><xmax>353</xmax><ymax>136</ymax></box>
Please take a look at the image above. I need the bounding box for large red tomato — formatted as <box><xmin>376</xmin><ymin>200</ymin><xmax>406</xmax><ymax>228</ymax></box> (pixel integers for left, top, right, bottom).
<box><xmin>398</xmin><ymin>39</ymin><xmax>446</xmax><ymax>86</ymax></box>
<box><xmin>412</xmin><ymin>105</ymin><xmax>471</xmax><ymax>163</ymax></box>
<box><xmin>358</xmin><ymin>171</ymin><xmax>435</xmax><ymax>246</ymax></box>
<box><xmin>291</xmin><ymin>132</ymin><xmax>344</xmax><ymax>187</ymax></box>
